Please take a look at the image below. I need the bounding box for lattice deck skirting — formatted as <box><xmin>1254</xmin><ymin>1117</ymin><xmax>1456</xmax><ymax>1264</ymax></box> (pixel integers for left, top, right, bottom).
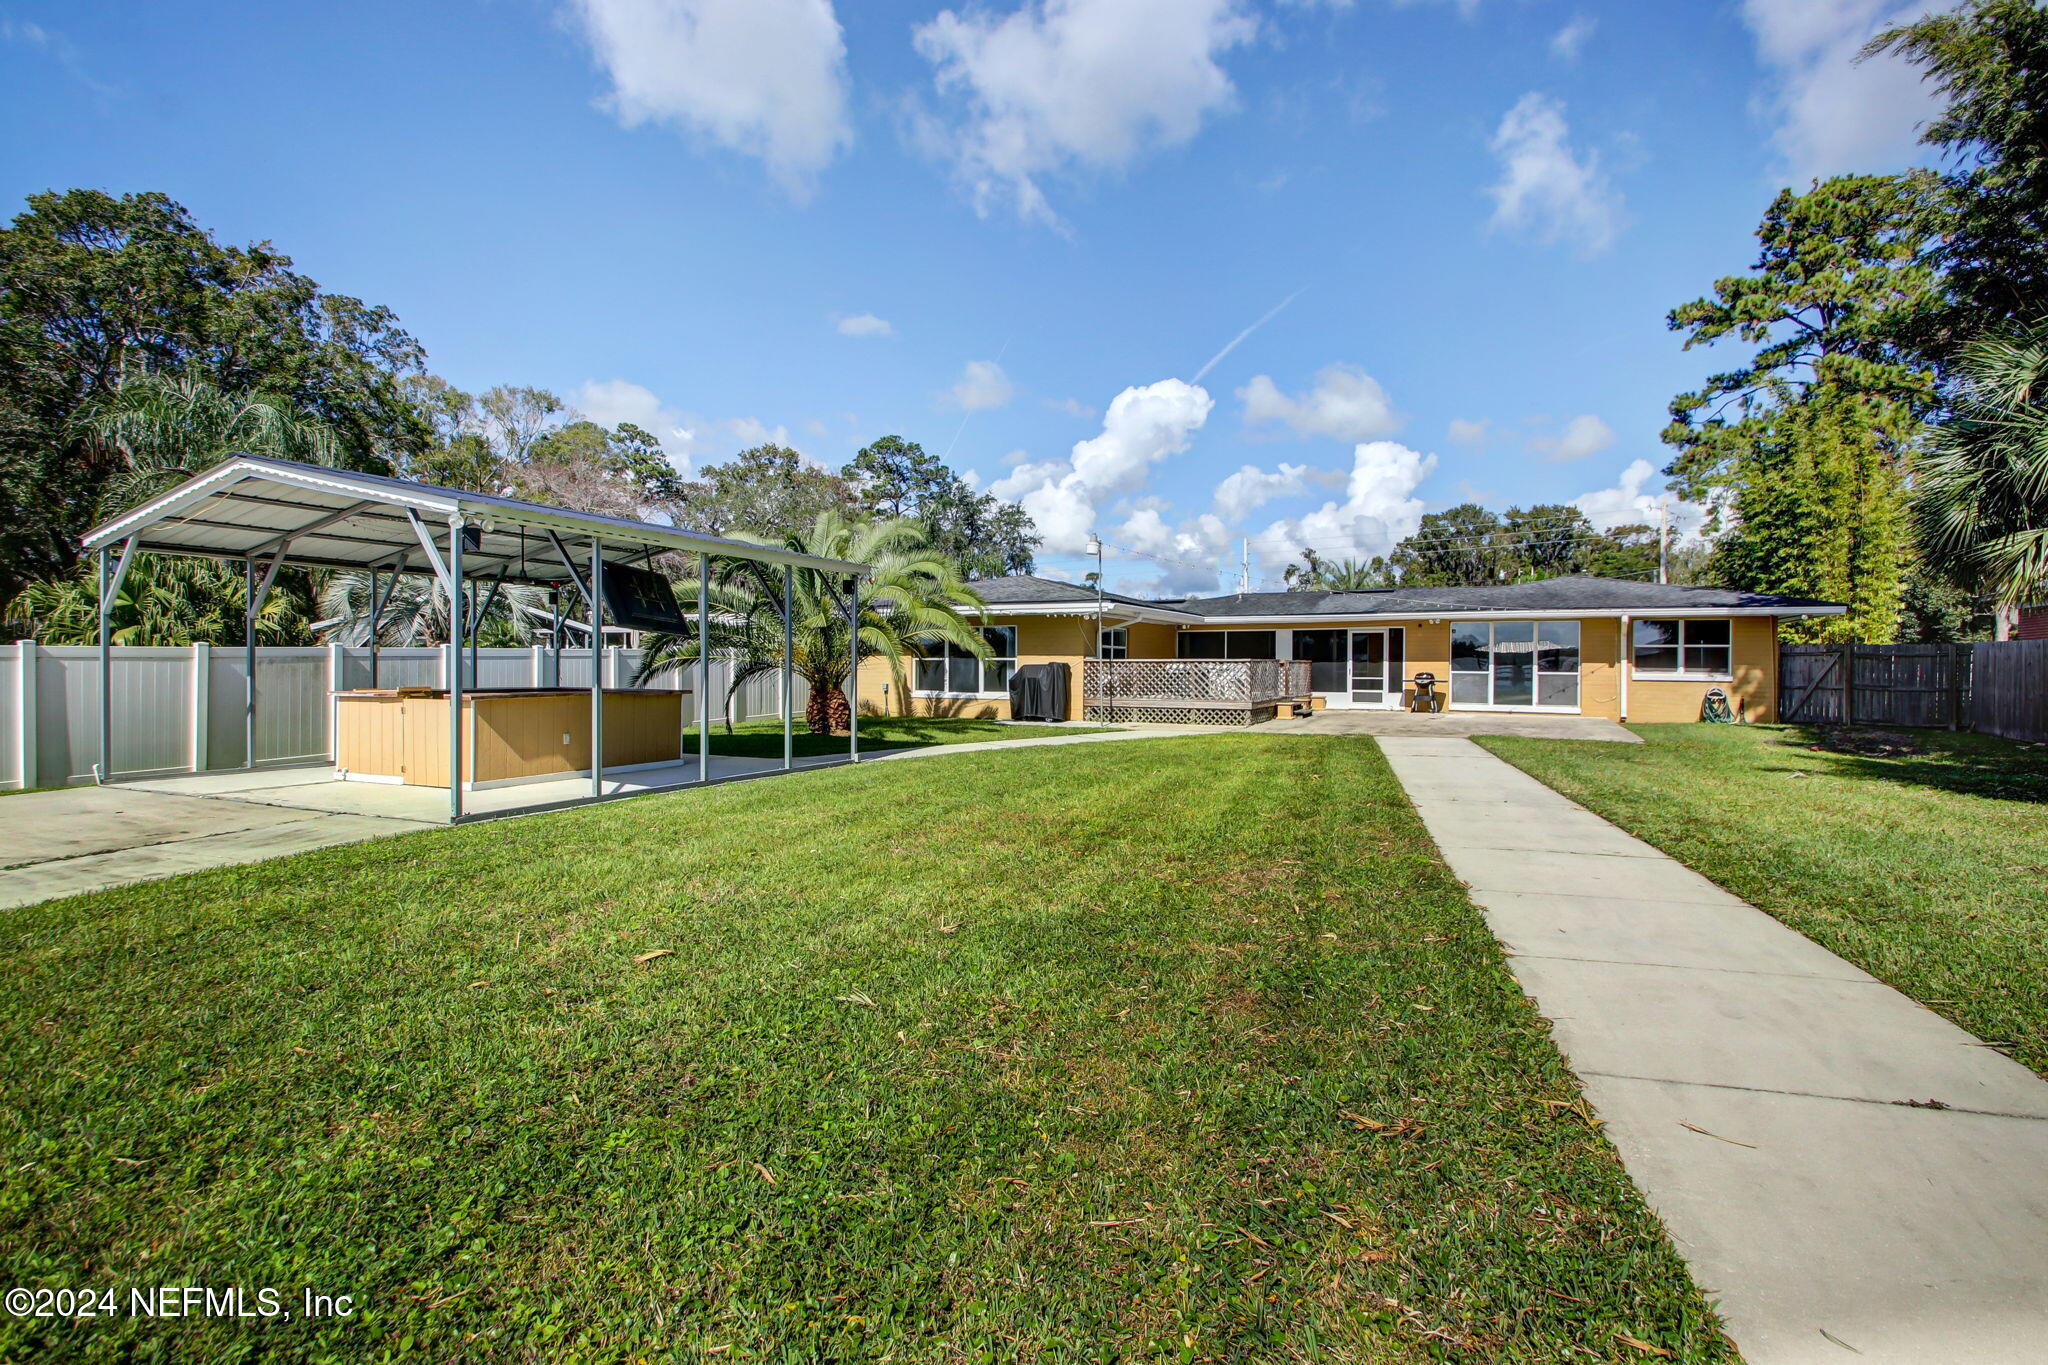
<box><xmin>1085</xmin><ymin>703</ymin><xmax>1280</xmax><ymax>726</ymax></box>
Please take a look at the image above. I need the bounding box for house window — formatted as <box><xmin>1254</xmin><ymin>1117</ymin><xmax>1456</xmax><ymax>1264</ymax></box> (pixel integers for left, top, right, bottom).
<box><xmin>1177</xmin><ymin>630</ymin><xmax>1277</xmax><ymax>660</ymax></box>
<box><xmin>1097</xmin><ymin>626</ymin><xmax>1128</xmax><ymax>659</ymax></box>
<box><xmin>1633</xmin><ymin>619</ymin><xmax>1732</xmax><ymax>678</ymax></box>
<box><xmin>914</xmin><ymin>626</ymin><xmax>1017</xmax><ymax>696</ymax></box>
<box><xmin>1450</xmin><ymin>620</ymin><xmax>1581</xmax><ymax>709</ymax></box>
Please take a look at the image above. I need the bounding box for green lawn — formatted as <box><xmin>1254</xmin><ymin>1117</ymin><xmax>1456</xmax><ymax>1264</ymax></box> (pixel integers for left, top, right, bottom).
<box><xmin>1479</xmin><ymin>724</ymin><xmax>2048</xmax><ymax>1077</ymax></box>
<box><xmin>0</xmin><ymin>738</ymin><xmax>1730</xmax><ymax>1362</ymax></box>
<box><xmin>689</xmin><ymin>714</ymin><xmax>1108</xmax><ymax>759</ymax></box>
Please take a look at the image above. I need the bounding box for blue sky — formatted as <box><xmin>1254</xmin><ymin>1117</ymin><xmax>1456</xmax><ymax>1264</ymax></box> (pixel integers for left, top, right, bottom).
<box><xmin>2</xmin><ymin>0</ymin><xmax>1943</xmax><ymax>593</ymax></box>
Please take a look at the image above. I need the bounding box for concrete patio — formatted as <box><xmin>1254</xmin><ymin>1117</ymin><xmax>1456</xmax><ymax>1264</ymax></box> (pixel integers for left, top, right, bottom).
<box><xmin>1253</xmin><ymin>708</ymin><xmax>1642</xmax><ymax>742</ymax></box>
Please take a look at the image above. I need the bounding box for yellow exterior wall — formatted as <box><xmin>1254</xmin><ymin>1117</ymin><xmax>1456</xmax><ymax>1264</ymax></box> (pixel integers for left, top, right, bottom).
<box><xmin>1618</xmin><ymin>616</ymin><xmax>1778</xmax><ymax>723</ymax></box>
<box><xmin>864</xmin><ymin>612</ymin><xmax>1783</xmax><ymax>723</ymax></box>
<box><xmin>860</xmin><ymin>614</ymin><xmax>1098</xmax><ymax>720</ymax></box>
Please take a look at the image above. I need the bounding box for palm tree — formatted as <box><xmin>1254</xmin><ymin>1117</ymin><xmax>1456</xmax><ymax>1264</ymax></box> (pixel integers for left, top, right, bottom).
<box><xmin>6</xmin><ymin>375</ymin><xmax>344</xmax><ymax>642</ymax></box>
<box><xmin>1914</xmin><ymin>328</ymin><xmax>2048</xmax><ymax>611</ymax></box>
<box><xmin>8</xmin><ymin>555</ymin><xmax>314</xmax><ymax>646</ymax></box>
<box><xmin>634</xmin><ymin>512</ymin><xmax>989</xmax><ymax>734</ymax></box>
<box><xmin>82</xmin><ymin>374</ymin><xmax>342</xmax><ymax>517</ymax></box>
<box><xmin>314</xmin><ymin>570</ymin><xmax>550</xmax><ymax>647</ymax></box>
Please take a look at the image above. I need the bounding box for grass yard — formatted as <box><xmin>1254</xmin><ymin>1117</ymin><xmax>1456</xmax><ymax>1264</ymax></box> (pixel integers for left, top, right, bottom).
<box><xmin>0</xmin><ymin>738</ymin><xmax>1731</xmax><ymax>1363</ymax></box>
<box><xmin>688</xmin><ymin>714</ymin><xmax>1108</xmax><ymax>760</ymax></box>
<box><xmin>1480</xmin><ymin>724</ymin><xmax>2048</xmax><ymax>1077</ymax></box>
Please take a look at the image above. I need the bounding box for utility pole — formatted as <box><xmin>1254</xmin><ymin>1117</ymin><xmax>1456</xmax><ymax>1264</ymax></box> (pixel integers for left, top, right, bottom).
<box><xmin>1087</xmin><ymin>532</ymin><xmax>1105</xmax><ymax>658</ymax></box>
<box><xmin>1657</xmin><ymin>498</ymin><xmax>1669</xmax><ymax>585</ymax></box>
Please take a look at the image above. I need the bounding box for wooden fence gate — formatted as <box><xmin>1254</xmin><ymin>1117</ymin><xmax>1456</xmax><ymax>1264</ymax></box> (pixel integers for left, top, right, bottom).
<box><xmin>1971</xmin><ymin>639</ymin><xmax>2048</xmax><ymax>742</ymax></box>
<box><xmin>1778</xmin><ymin>644</ymin><xmax>1972</xmax><ymax>729</ymax></box>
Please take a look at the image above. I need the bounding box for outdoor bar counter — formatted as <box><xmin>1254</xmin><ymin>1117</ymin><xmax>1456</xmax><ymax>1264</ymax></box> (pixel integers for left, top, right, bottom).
<box><xmin>334</xmin><ymin>688</ymin><xmax>684</xmax><ymax>789</ymax></box>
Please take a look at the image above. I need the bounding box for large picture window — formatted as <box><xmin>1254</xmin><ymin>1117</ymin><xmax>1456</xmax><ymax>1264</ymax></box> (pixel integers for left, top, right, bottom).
<box><xmin>1633</xmin><ymin>619</ymin><xmax>1731</xmax><ymax>678</ymax></box>
<box><xmin>1450</xmin><ymin>620</ymin><xmax>1580</xmax><ymax>710</ymax></box>
<box><xmin>1178</xmin><ymin>630</ymin><xmax>1277</xmax><ymax>660</ymax></box>
<box><xmin>914</xmin><ymin>626</ymin><xmax>1017</xmax><ymax>696</ymax></box>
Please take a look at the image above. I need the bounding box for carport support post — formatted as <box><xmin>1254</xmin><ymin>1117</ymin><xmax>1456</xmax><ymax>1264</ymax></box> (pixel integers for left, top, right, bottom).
<box><xmin>847</xmin><ymin>575</ymin><xmax>860</xmax><ymax>763</ymax></box>
<box><xmin>782</xmin><ymin>565</ymin><xmax>794</xmax><ymax>771</ymax></box>
<box><xmin>448</xmin><ymin>519</ymin><xmax>465</xmax><ymax>823</ymax></box>
<box><xmin>243</xmin><ymin>556</ymin><xmax>257</xmax><ymax>770</ymax></box>
<box><xmin>697</xmin><ymin>553</ymin><xmax>710</xmax><ymax>785</ymax></box>
<box><xmin>96</xmin><ymin>547</ymin><xmax>111</xmax><ymax>783</ymax></box>
<box><xmin>368</xmin><ymin>569</ymin><xmax>380</xmax><ymax>688</ymax></box>
<box><xmin>589</xmin><ymin>539</ymin><xmax>605</xmax><ymax>800</ymax></box>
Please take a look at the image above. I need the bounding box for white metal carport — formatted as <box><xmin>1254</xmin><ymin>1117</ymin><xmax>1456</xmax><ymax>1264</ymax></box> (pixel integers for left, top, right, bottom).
<box><xmin>81</xmin><ymin>455</ymin><xmax>870</xmax><ymax>822</ymax></box>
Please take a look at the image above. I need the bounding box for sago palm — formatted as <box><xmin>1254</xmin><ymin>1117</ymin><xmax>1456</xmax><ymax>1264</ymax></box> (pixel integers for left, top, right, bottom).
<box><xmin>1914</xmin><ymin>328</ymin><xmax>2048</xmax><ymax>609</ymax></box>
<box><xmin>634</xmin><ymin>512</ymin><xmax>989</xmax><ymax>734</ymax></box>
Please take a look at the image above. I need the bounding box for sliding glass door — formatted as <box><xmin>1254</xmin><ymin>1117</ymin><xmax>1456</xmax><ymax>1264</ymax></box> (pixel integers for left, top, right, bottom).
<box><xmin>1449</xmin><ymin>620</ymin><xmax>1580</xmax><ymax>711</ymax></box>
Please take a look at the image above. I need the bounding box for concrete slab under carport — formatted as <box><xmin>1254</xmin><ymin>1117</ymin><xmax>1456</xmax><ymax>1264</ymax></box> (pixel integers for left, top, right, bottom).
<box><xmin>0</xmin><ymin>785</ymin><xmax>429</xmax><ymax>911</ymax></box>
<box><xmin>1379</xmin><ymin>734</ymin><xmax>2048</xmax><ymax>1364</ymax></box>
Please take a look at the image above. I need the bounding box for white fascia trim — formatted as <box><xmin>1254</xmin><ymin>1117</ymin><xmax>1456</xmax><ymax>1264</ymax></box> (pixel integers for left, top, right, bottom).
<box><xmin>1174</xmin><ymin>606</ymin><xmax>1845</xmax><ymax>626</ymax></box>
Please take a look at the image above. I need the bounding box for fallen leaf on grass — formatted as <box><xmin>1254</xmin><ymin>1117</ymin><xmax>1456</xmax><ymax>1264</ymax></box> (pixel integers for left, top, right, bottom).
<box><xmin>632</xmin><ymin>950</ymin><xmax>674</xmax><ymax>965</ymax></box>
<box><xmin>752</xmin><ymin>1163</ymin><xmax>776</xmax><ymax>1185</ymax></box>
<box><xmin>1679</xmin><ymin>1121</ymin><xmax>1757</xmax><ymax>1149</ymax></box>
<box><xmin>1614</xmin><ymin>1330</ymin><xmax>1672</xmax><ymax>1357</ymax></box>
<box><xmin>835</xmin><ymin>990</ymin><xmax>877</xmax><ymax>1007</ymax></box>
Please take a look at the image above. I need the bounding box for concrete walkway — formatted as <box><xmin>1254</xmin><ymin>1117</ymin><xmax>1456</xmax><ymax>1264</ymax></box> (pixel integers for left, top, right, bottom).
<box><xmin>1379</xmin><ymin>735</ymin><xmax>2048</xmax><ymax>1364</ymax></box>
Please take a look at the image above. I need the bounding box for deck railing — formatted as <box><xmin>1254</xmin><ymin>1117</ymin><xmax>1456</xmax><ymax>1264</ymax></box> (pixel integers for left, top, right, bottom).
<box><xmin>1082</xmin><ymin>659</ymin><xmax>1313</xmax><ymax>710</ymax></box>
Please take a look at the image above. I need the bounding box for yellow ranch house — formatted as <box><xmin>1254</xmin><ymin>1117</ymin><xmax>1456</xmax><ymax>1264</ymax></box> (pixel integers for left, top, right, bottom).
<box><xmin>864</xmin><ymin>574</ymin><xmax>1845</xmax><ymax>727</ymax></box>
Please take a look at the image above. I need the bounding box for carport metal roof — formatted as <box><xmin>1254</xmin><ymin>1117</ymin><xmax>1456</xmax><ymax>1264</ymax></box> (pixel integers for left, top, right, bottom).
<box><xmin>82</xmin><ymin>454</ymin><xmax>868</xmax><ymax>581</ymax></box>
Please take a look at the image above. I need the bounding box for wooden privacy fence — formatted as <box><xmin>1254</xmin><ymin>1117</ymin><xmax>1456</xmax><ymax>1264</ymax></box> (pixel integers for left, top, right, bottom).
<box><xmin>1971</xmin><ymin>639</ymin><xmax>2048</xmax><ymax>742</ymax></box>
<box><xmin>1779</xmin><ymin>641</ymin><xmax>2045</xmax><ymax>740</ymax></box>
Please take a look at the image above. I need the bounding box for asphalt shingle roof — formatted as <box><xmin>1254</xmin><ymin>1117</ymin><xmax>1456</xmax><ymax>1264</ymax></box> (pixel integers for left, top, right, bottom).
<box><xmin>1163</xmin><ymin>575</ymin><xmax>1841</xmax><ymax>618</ymax></box>
<box><xmin>970</xmin><ymin>575</ymin><xmax>1193</xmax><ymax>613</ymax></box>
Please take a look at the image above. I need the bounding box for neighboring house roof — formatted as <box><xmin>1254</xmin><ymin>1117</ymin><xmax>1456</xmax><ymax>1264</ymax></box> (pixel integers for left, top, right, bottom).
<box><xmin>969</xmin><ymin>573</ymin><xmax>1843</xmax><ymax>623</ymax></box>
<box><xmin>970</xmin><ymin>575</ymin><xmax>1198</xmax><ymax>618</ymax></box>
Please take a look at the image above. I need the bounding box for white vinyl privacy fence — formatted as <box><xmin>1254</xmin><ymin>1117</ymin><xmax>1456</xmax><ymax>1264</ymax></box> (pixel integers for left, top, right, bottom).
<box><xmin>1</xmin><ymin>642</ymin><xmax>808</xmax><ymax>789</ymax></box>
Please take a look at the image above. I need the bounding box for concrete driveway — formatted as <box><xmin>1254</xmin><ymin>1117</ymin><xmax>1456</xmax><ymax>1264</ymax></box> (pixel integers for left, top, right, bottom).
<box><xmin>0</xmin><ymin>784</ymin><xmax>430</xmax><ymax>910</ymax></box>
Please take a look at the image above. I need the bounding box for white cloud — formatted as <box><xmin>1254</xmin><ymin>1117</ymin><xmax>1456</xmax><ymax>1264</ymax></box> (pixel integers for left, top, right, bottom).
<box><xmin>1238</xmin><ymin>364</ymin><xmax>1401</xmax><ymax>443</ymax></box>
<box><xmin>1550</xmin><ymin>14</ymin><xmax>1595</xmax><ymax>61</ymax></box>
<box><xmin>1251</xmin><ymin>440</ymin><xmax>1437</xmax><ymax>564</ymax></box>
<box><xmin>571</xmin><ymin>378</ymin><xmax>702</xmax><ymax>467</ymax></box>
<box><xmin>991</xmin><ymin>378</ymin><xmax>1214</xmax><ymax>553</ymax></box>
<box><xmin>1572</xmin><ymin>458</ymin><xmax>1705</xmax><ymax>536</ymax></box>
<box><xmin>1112</xmin><ymin>505</ymin><xmax>1232</xmax><ymax>595</ymax></box>
<box><xmin>946</xmin><ymin>359</ymin><xmax>1015</xmax><ymax>412</ymax></box>
<box><xmin>1529</xmin><ymin>412</ymin><xmax>1615</xmax><ymax>463</ymax></box>
<box><xmin>1486</xmin><ymin>92</ymin><xmax>1623</xmax><ymax>255</ymax></box>
<box><xmin>723</xmin><ymin>416</ymin><xmax>794</xmax><ymax>449</ymax></box>
<box><xmin>911</xmin><ymin>0</ymin><xmax>1257</xmax><ymax>225</ymax></box>
<box><xmin>565</xmin><ymin>0</ymin><xmax>851</xmax><ymax>197</ymax></box>
<box><xmin>1447</xmin><ymin>417</ymin><xmax>1490</xmax><ymax>447</ymax></box>
<box><xmin>834</xmin><ymin>313</ymin><xmax>894</xmax><ymax>338</ymax></box>
<box><xmin>1740</xmin><ymin>0</ymin><xmax>1940</xmax><ymax>182</ymax></box>
<box><xmin>1212</xmin><ymin>461</ymin><xmax>1331</xmax><ymax>521</ymax></box>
